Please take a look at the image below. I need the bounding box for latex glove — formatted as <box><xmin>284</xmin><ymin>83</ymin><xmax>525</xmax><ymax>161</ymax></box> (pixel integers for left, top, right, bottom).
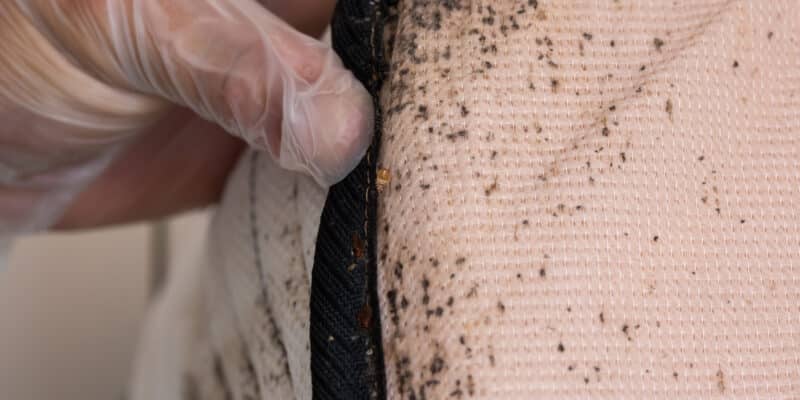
<box><xmin>0</xmin><ymin>0</ymin><xmax>372</xmax><ymax>233</ymax></box>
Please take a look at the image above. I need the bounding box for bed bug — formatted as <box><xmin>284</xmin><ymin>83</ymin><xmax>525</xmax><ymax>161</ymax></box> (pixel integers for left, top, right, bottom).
<box><xmin>377</xmin><ymin>168</ymin><xmax>392</xmax><ymax>192</ymax></box>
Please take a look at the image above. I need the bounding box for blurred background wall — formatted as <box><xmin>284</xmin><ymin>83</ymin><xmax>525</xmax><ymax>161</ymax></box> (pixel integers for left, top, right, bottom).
<box><xmin>0</xmin><ymin>211</ymin><xmax>209</xmax><ymax>400</ymax></box>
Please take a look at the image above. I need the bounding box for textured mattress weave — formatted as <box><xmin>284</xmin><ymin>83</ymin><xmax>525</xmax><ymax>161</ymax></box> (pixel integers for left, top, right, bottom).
<box><xmin>376</xmin><ymin>0</ymin><xmax>800</xmax><ymax>399</ymax></box>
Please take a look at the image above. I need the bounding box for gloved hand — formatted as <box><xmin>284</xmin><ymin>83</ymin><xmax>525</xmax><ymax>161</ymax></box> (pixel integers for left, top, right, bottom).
<box><xmin>0</xmin><ymin>0</ymin><xmax>372</xmax><ymax>233</ymax></box>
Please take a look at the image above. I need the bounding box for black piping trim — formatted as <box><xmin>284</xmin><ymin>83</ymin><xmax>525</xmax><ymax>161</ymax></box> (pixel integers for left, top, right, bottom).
<box><xmin>310</xmin><ymin>1</ymin><xmax>392</xmax><ymax>399</ymax></box>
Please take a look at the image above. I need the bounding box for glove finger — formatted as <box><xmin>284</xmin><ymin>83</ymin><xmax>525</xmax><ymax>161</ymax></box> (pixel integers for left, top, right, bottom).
<box><xmin>24</xmin><ymin>0</ymin><xmax>373</xmax><ymax>187</ymax></box>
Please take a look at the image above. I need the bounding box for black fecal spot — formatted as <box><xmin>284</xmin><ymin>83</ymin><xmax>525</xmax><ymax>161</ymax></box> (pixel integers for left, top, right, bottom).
<box><xmin>653</xmin><ymin>235</ymin><xmax>659</xmax><ymax>242</ymax></box>
<box><xmin>767</xmin><ymin>31</ymin><xmax>774</xmax><ymax>40</ymax></box>
<box><xmin>602</xmin><ymin>127</ymin><xmax>610</xmax><ymax>136</ymax></box>
<box><xmin>622</xmin><ymin>324</ymin><xmax>633</xmax><ymax>341</ymax></box>
<box><xmin>653</xmin><ymin>37</ymin><xmax>665</xmax><ymax>52</ymax></box>
<box><xmin>441</xmin><ymin>0</ymin><xmax>463</xmax><ymax>11</ymax></box>
<box><xmin>619</xmin><ymin>152</ymin><xmax>627</xmax><ymax>162</ymax></box>
<box><xmin>415</xmin><ymin>105</ymin><xmax>429</xmax><ymax>120</ymax></box>
<box><xmin>481</xmin><ymin>43</ymin><xmax>498</xmax><ymax>54</ymax></box>
<box><xmin>386</xmin><ymin>289</ymin><xmax>400</xmax><ymax>325</ymax></box>
<box><xmin>673</xmin><ymin>371</ymin><xmax>679</xmax><ymax>379</ymax></box>
<box><xmin>698</xmin><ymin>155</ymin><xmax>705</xmax><ymax>161</ymax></box>
<box><xmin>483</xmin><ymin>61</ymin><xmax>493</xmax><ymax>69</ymax></box>
<box><xmin>732</xmin><ymin>60</ymin><xmax>739</xmax><ymax>68</ymax></box>
<box><xmin>394</xmin><ymin>262</ymin><xmax>404</xmax><ymax>280</ymax></box>
<box><xmin>582</xmin><ymin>32</ymin><xmax>593</xmax><ymax>40</ymax></box>
<box><xmin>430</xmin><ymin>356</ymin><xmax>445</xmax><ymax>374</ymax></box>
<box><xmin>484</xmin><ymin>180</ymin><xmax>498</xmax><ymax>196</ymax></box>
<box><xmin>666</xmin><ymin>99</ymin><xmax>673</xmax><ymax>120</ymax></box>
<box><xmin>425</xmin><ymin>379</ymin><xmax>440</xmax><ymax>388</ymax></box>
<box><xmin>446</xmin><ymin>296</ymin><xmax>454</xmax><ymax>307</ymax></box>
<box><xmin>460</xmin><ymin>104</ymin><xmax>469</xmax><ymax>117</ymax></box>
<box><xmin>497</xmin><ymin>301</ymin><xmax>506</xmax><ymax>312</ymax></box>
<box><xmin>529</xmin><ymin>0</ymin><xmax>538</xmax><ymax>9</ymax></box>
<box><xmin>455</xmin><ymin>257</ymin><xmax>466</xmax><ymax>265</ymax></box>
<box><xmin>420</xmin><ymin>183</ymin><xmax>431</xmax><ymax>190</ymax></box>
<box><xmin>446</xmin><ymin>130</ymin><xmax>468</xmax><ymax>141</ymax></box>
<box><xmin>610</xmin><ymin>40</ymin><xmax>616</xmax><ymax>47</ymax></box>
<box><xmin>740</xmin><ymin>219</ymin><xmax>746</xmax><ymax>224</ymax></box>
<box><xmin>557</xmin><ymin>342</ymin><xmax>565</xmax><ymax>352</ymax></box>
<box><xmin>640</xmin><ymin>65</ymin><xmax>646</xmax><ymax>71</ymax></box>
<box><xmin>400</xmin><ymin>296</ymin><xmax>409</xmax><ymax>309</ymax></box>
<box><xmin>584</xmin><ymin>377</ymin><xmax>590</xmax><ymax>384</ymax></box>
<box><xmin>599</xmin><ymin>312</ymin><xmax>605</xmax><ymax>324</ymax></box>
<box><xmin>421</xmin><ymin>276</ymin><xmax>431</xmax><ymax>305</ymax></box>
<box><xmin>427</xmin><ymin>306</ymin><xmax>444</xmax><ymax>318</ymax></box>
<box><xmin>395</xmin><ymin>357</ymin><xmax>413</xmax><ymax>396</ymax></box>
<box><xmin>400</xmin><ymin>296</ymin><xmax>408</xmax><ymax>310</ymax></box>
<box><xmin>550</xmin><ymin>79</ymin><xmax>560</xmax><ymax>93</ymax></box>
<box><xmin>539</xmin><ymin>267</ymin><xmax>546</xmax><ymax>277</ymax></box>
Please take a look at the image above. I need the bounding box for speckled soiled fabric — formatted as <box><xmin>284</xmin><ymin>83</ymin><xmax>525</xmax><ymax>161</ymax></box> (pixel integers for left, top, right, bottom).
<box><xmin>130</xmin><ymin>151</ymin><xmax>324</xmax><ymax>400</ymax></box>
<box><xmin>377</xmin><ymin>1</ymin><xmax>800</xmax><ymax>399</ymax></box>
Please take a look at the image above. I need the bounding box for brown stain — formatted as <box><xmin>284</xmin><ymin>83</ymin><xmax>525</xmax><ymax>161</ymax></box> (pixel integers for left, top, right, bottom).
<box><xmin>665</xmin><ymin>98</ymin><xmax>674</xmax><ymax>121</ymax></box>
<box><xmin>352</xmin><ymin>233</ymin><xmax>366</xmax><ymax>260</ymax></box>
<box><xmin>357</xmin><ymin>302</ymin><xmax>372</xmax><ymax>330</ymax></box>
<box><xmin>484</xmin><ymin>179</ymin><xmax>499</xmax><ymax>196</ymax></box>
<box><xmin>715</xmin><ymin>369</ymin><xmax>726</xmax><ymax>393</ymax></box>
<box><xmin>653</xmin><ymin>37</ymin><xmax>665</xmax><ymax>51</ymax></box>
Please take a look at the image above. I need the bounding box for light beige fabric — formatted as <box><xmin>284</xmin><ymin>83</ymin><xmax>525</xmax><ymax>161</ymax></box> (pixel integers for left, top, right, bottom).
<box><xmin>377</xmin><ymin>0</ymin><xmax>800</xmax><ymax>399</ymax></box>
<box><xmin>130</xmin><ymin>152</ymin><xmax>324</xmax><ymax>400</ymax></box>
